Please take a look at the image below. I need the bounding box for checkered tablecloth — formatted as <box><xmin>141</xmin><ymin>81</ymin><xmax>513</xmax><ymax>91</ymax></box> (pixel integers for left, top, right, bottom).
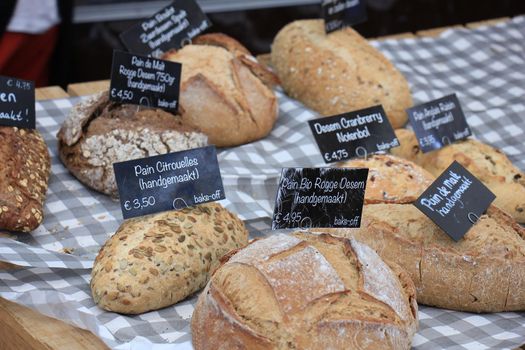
<box><xmin>1</xmin><ymin>16</ymin><xmax>525</xmax><ymax>350</ymax></box>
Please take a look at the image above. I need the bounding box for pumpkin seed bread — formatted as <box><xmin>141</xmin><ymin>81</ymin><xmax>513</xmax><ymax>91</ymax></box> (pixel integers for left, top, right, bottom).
<box><xmin>391</xmin><ymin>128</ymin><xmax>525</xmax><ymax>223</ymax></box>
<box><xmin>90</xmin><ymin>203</ymin><xmax>248</xmax><ymax>314</ymax></box>
<box><xmin>0</xmin><ymin>126</ymin><xmax>50</xmax><ymax>232</ymax></box>
<box><xmin>192</xmin><ymin>232</ymin><xmax>418</xmax><ymax>350</ymax></box>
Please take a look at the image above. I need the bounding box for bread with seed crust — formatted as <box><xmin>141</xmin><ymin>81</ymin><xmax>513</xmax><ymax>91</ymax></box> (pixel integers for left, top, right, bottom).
<box><xmin>338</xmin><ymin>154</ymin><xmax>434</xmax><ymax>203</ymax></box>
<box><xmin>192</xmin><ymin>232</ymin><xmax>418</xmax><ymax>350</ymax></box>
<box><xmin>0</xmin><ymin>126</ymin><xmax>50</xmax><ymax>232</ymax></box>
<box><xmin>391</xmin><ymin>128</ymin><xmax>525</xmax><ymax>223</ymax></box>
<box><xmin>90</xmin><ymin>203</ymin><xmax>248</xmax><ymax>314</ymax></box>
<box><xmin>271</xmin><ymin>20</ymin><xmax>412</xmax><ymax>128</ymax></box>
<box><xmin>57</xmin><ymin>91</ymin><xmax>208</xmax><ymax>197</ymax></box>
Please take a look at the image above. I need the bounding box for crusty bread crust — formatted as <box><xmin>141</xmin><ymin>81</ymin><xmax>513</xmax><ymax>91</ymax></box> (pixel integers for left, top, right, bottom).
<box><xmin>192</xmin><ymin>232</ymin><xmax>418</xmax><ymax>350</ymax></box>
<box><xmin>0</xmin><ymin>127</ymin><xmax>50</xmax><ymax>232</ymax></box>
<box><xmin>57</xmin><ymin>91</ymin><xmax>207</xmax><ymax>197</ymax></box>
<box><xmin>271</xmin><ymin>20</ymin><xmax>412</xmax><ymax>128</ymax></box>
<box><xmin>90</xmin><ymin>203</ymin><xmax>248</xmax><ymax>314</ymax></box>
<box><xmin>326</xmin><ymin>204</ymin><xmax>525</xmax><ymax>312</ymax></box>
<box><xmin>391</xmin><ymin>128</ymin><xmax>525</xmax><ymax>223</ymax></box>
<box><xmin>163</xmin><ymin>34</ymin><xmax>279</xmax><ymax>147</ymax></box>
<box><xmin>339</xmin><ymin>154</ymin><xmax>434</xmax><ymax>203</ymax></box>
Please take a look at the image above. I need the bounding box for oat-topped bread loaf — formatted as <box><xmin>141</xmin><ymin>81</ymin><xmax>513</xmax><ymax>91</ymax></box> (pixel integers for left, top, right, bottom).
<box><xmin>192</xmin><ymin>232</ymin><xmax>418</xmax><ymax>350</ymax></box>
<box><xmin>271</xmin><ymin>20</ymin><xmax>412</xmax><ymax>128</ymax></box>
<box><xmin>338</xmin><ymin>154</ymin><xmax>434</xmax><ymax>203</ymax></box>
<box><xmin>57</xmin><ymin>91</ymin><xmax>207</xmax><ymax>197</ymax></box>
<box><xmin>326</xmin><ymin>204</ymin><xmax>525</xmax><ymax>312</ymax></box>
<box><xmin>163</xmin><ymin>33</ymin><xmax>279</xmax><ymax>147</ymax></box>
<box><xmin>0</xmin><ymin>126</ymin><xmax>50</xmax><ymax>232</ymax></box>
<box><xmin>391</xmin><ymin>128</ymin><xmax>525</xmax><ymax>223</ymax></box>
<box><xmin>91</xmin><ymin>203</ymin><xmax>248</xmax><ymax>314</ymax></box>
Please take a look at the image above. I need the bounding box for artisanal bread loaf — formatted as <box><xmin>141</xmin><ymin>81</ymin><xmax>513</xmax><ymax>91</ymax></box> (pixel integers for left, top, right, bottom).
<box><xmin>338</xmin><ymin>154</ymin><xmax>434</xmax><ymax>203</ymax></box>
<box><xmin>391</xmin><ymin>128</ymin><xmax>525</xmax><ymax>223</ymax></box>
<box><xmin>163</xmin><ymin>33</ymin><xmax>279</xmax><ymax>147</ymax></box>
<box><xmin>192</xmin><ymin>232</ymin><xmax>418</xmax><ymax>350</ymax></box>
<box><xmin>0</xmin><ymin>126</ymin><xmax>50</xmax><ymax>232</ymax></box>
<box><xmin>91</xmin><ymin>203</ymin><xmax>248</xmax><ymax>314</ymax></box>
<box><xmin>57</xmin><ymin>91</ymin><xmax>208</xmax><ymax>197</ymax></box>
<box><xmin>327</xmin><ymin>203</ymin><xmax>525</xmax><ymax>312</ymax></box>
<box><xmin>271</xmin><ymin>20</ymin><xmax>412</xmax><ymax>128</ymax></box>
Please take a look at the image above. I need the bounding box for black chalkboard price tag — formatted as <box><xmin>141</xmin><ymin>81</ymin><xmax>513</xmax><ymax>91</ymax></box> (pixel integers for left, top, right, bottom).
<box><xmin>407</xmin><ymin>94</ymin><xmax>472</xmax><ymax>153</ymax></box>
<box><xmin>109</xmin><ymin>50</ymin><xmax>181</xmax><ymax>113</ymax></box>
<box><xmin>0</xmin><ymin>75</ymin><xmax>35</xmax><ymax>129</ymax></box>
<box><xmin>308</xmin><ymin>105</ymin><xmax>399</xmax><ymax>163</ymax></box>
<box><xmin>120</xmin><ymin>0</ymin><xmax>211</xmax><ymax>57</ymax></box>
<box><xmin>272</xmin><ymin>168</ymin><xmax>368</xmax><ymax>230</ymax></box>
<box><xmin>414</xmin><ymin>161</ymin><xmax>495</xmax><ymax>241</ymax></box>
<box><xmin>322</xmin><ymin>0</ymin><xmax>367</xmax><ymax>34</ymax></box>
<box><xmin>113</xmin><ymin>146</ymin><xmax>225</xmax><ymax>219</ymax></box>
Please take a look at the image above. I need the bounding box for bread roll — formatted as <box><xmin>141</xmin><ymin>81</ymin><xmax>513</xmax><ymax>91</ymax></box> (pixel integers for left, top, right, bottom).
<box><xmin>338</xmin><ymin>154</ymin><xmax>434</xmax><ymax>203</ymax></box>
<box><xmin>271</xmin><ymin>20</ymin><xmax>412</xmax><ymax>128</ymax></box>
<box><xmin>163</xmin><ymin>33</ymin><xmax>279</xmax><ymax>147</ymax></box>
<box><xmin>192</xmin><ymin>232</ymin><xmax>418</xmax><ymax>350</ymax></box>
<box><xmin>391</xmin><ymin>128</ymin><xmax>525</xmax><ymax>223</ymax></box>
<box><xmin>91</xmin><ymin>203</ymin><xmax>248</xmax><ymax>314</ymax></box>
<box><xmin>327</xmin><ymin>204</ymin><xmax>525</xmax><ymax>312</ymax></box>
<box><xmin>0</xmin><ymin>126</ymin><xmax>50</xmax><ymax>232</ymax></box>
<box><xmin>57</xmin><ymin>91</ymin><xmax>208</xmax><ymax>197</ymax></box>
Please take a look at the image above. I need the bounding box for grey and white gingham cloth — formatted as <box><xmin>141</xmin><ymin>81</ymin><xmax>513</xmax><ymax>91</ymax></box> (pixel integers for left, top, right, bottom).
<box><xmin>1</xmin><ymin>16</ymin><xmax>525</xmax><ymax>350</ymax></box>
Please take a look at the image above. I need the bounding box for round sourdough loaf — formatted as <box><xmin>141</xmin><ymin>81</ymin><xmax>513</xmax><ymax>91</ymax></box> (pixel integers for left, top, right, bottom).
<box><xmin>90</xmin><ymin>203</ymin><xmax>248</xmax><ymax>314</ymax></box>
<box><xmin>391</xmin><ymin>128</ymin><xmax>525</xmax><ymax>223</ymax></box>
<box><xmin>163</xmin><ymin>33</ymin><xmax>279</xmax><ymax>147</ymax></box>
<box><xmin>0</xmin><ymin>126</ymin><xmax>50</xmax><ymax>232</ymax></box>
<box><xmin>326</xmin><ymin>204</ymin><xmax>525</xmax><ymax>312</ymax></box>
<box><xmin>192</xmin><ymin>232</ymin><xmax>418</xmax><ymax>350</ymax></box>
<box><xmin>57</xmin><ymin>91</ymin><xmax>208</xmax><ymax>197</ymax></box>
<box><xmin>338</xmin><ymin>154</ymin><xmax>434</xmax><ymax>203</ymax></box>
<box><xmin>271</xmin><ymin>20</ymin><xmax>412</xmax><ymax>128</ymax></box>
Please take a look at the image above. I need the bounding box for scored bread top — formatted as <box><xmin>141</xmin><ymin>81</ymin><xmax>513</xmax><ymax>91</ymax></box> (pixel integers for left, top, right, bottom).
<box><xmin>162</xmin><ymin>37</ymin><xmax>278</xmax><ymax>147</ymax></box>
<box><xmin>339</xmin><ymin>154</ymin><xmax>434</xmax><ymax>203</ymax></box>
<box><xmin>192</xmin><ymin>232</ymin><xmax>418</xmax><ymax>350</ymax></box>
<box><xmin>391</xmin><ymin>128</ymin><xmax>525</xmax><ymax>223</ymax></box>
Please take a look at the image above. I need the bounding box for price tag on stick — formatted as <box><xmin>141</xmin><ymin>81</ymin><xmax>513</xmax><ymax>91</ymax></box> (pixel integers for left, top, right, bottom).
<box><xmin>308</xmin><ymin>105</ymin><xmax>399</xmax><ymax>163</ymax></box>
<box><xmin>120</xmin><ymin>0</ymin><xmax>211</xmax><ymax>57</ymax></box>
<box><xmin>272</xmin><ymin>168</ymin><xmax>368</xmax><ymax>230</ymax></box>
<box><xmin>113</xmin><ymin>146</ymin><xmax>225</xmax><ymax>219</ymax></box>
<box><xmin>322</xmin><ymin>0</ymin><xmax>367</xmax><ymax>33</ymax></box>
<box><xmin>414</xmin><ymin>161</ymin><xmax>495</xmax><ymax>241</ymax></box>
<box><xmin>407</xmin><ymin>93</ymin><xmax>471</xmax><ymax>153</ymax></box>
<box><xmin>109</xmin><ymin>50</ymin><xmax>181</xmax><ymax>113</ymax></box>
<box><xmin>0</xmin><ymin>75</ymin><xmax>35</xmax><ymax>129</ymax></box>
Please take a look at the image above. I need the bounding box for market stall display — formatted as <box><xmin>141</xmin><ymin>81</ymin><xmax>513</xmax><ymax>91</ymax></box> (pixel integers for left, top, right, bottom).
<box><xmin>0</xmin><ymin>15</ymin><xmax>524</xmax><ymax>350</ymax></box>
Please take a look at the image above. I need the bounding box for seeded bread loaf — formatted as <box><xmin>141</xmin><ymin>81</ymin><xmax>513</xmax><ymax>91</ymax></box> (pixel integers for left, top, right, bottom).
<box><xmin>192</xmin><ymin>232</ymin><xmax>418</xmax><ymax>350</ymax></box>
<box><xmin>338</xmin><ymin>154</ymin><xmax>434</xmax><ymax>203</ymax></box>
<box><xmin>57</xmin><ymin>91</ymin><xmax>208</xmax><ymax>197</ymax></box>
<box><xmin>391</xmin><ymin>128</ymin><xmax>525</xmax><ymax>223</ymax></box>
<box><xmin>163</xmin><ymin>33</ymin><xmax>279</xmax><ymax>147</ymax></box>
<box><xmin>271</xmin><ymin>20</ymin><xmax>412</xmax><ymax>128</ymax></box>
<box><xmin>0</xmin><ymin>126</ymin><xmax>50</xmax><ymax>232</ymax></box>
<box><xmin>91</xmin><ymin>203</ymin><xmax>248</xmax><ymax>314</ymax></box>
<box><xmin>326</xmin><ymin>203</ymin><xmax>525</xmax><ymax>312</ymax></box>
